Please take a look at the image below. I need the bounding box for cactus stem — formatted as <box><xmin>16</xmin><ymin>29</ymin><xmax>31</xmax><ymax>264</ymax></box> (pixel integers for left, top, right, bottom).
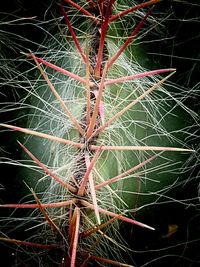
<box><xmin>0</xmin><ymin>2</ymin><xmax>196</xmax><ymax>265</ymax></box>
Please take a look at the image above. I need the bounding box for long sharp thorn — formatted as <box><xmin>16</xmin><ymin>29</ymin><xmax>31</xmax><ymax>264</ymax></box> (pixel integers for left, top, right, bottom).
<box><xmin>94</xmin><ymin>0</ymin><xmax>115</xmax><ymax>78</ymax></box>
<box><xmin>81</xmin><ymin>216</ymin><xmax>118</xmax><ymax>238</ymax></box>
<box><xmin>0</xmin><ymin>237</ymin><xmax>59</xmax><ymax>249</ymax></box>
<box><xmin>24</xmin><ymin>52</ymin><xmax>86</xmax><ymax>84</ymax></box>
<box><xmin>89</xmin><ymin>255</ymin><xmax>135</xmax><ymax>267</ymax></box>
<box><xmin>78</xmin><ymin>147</ymin><xmax>102</xmax><ymax>196</ymax></box>
<box><xmin>32</xmin><ymin>54</ymin><xmax>84</xmax><ymax>136</ymax></box>
<box><xmin>0</xmin><ymin>199</ymin><xmax>75</xmax><ymax>209</ymax></box>
<box><xmin>90</xmin><ymin>144</ymin><xmax>194</xmax><ymax>152</ymax></box>
<box><xmin>70</xmin><ymin>207</ymin><xmax>80</xmax><ymax>267</ymax></box>
<box><xmin>99</xmin><ymin>100</ymin><xmax>105</xmax><ymax>124</ymax></box>
<box><xmin>109</xmin><ymin>0</ymin><xmax>161</xmax><ymax>23</ymax></box>
<box><xmin>86</xmin><ymin>45</ymin><xmax>91</xmax><ymax>127</ymax></box>
<box><xmin>60</xmin><ymin>4</ymin><xmax>87</xmax><ymax>64</ymax></box>
<box><xmin>85</xmin><ymin>152</ymin><xmax>101</xmax><ymax>224</ymax></box>
<box><xmin>30</xmin><ymin>188</ymin><xmax>60</xmax><ymax>233</ymax></box>
<box><xmin>68</xmin><ymin>208</ymin><xmax>78</xmax><ymax>242</ymax></box>
<box><xmin>108</xmin><ymin>8</ymin><xmax>152</xmax><ymax>69</ymax></box>
<box><xmin>91</xmin><ymin>72</ymin><xmax>176</xmax><ymax>138</ymax></box>
<box><xmin>18</xmin><ymin>143</ymin><xmax>77</xmax><ymax>193</ymax></box>
<box><xmin>0</xmin><ymin>123</ymin><xmax>83</xmax><ymax>148</ymax></box>
<box><xmin>87</xmin><ymin>64</ymin><xmax>107</xmax><ymax>138</ymax></box>
<box><xmin>69</xmin><ymin>202</ymin><xmax>73</xmax><ymax>226</ymax></box>
<box><xmin>95</xmin><ymin>154</ymin><xmax>158</xmax><ymax>190</ymax></box>
<box><xmin>81</xmin><ymin>200</ymin><xmax>155</xmax><ymax>230</ymax></box>
<box><xmin>63</xmin><ymin>0</ymin><xmax>99</xmax><ymax>24</ymax></box>
<box><xmin>105</xmin><ymin>68</ymin><xmax>176</xmax><ymax>86</ymax></box>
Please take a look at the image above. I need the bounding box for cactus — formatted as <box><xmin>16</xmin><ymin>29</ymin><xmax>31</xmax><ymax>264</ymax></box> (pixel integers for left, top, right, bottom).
<box><xmin>0</xmin><ymin>1</ymin><xmax>199</xmax><ymax>266</ymax></box>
